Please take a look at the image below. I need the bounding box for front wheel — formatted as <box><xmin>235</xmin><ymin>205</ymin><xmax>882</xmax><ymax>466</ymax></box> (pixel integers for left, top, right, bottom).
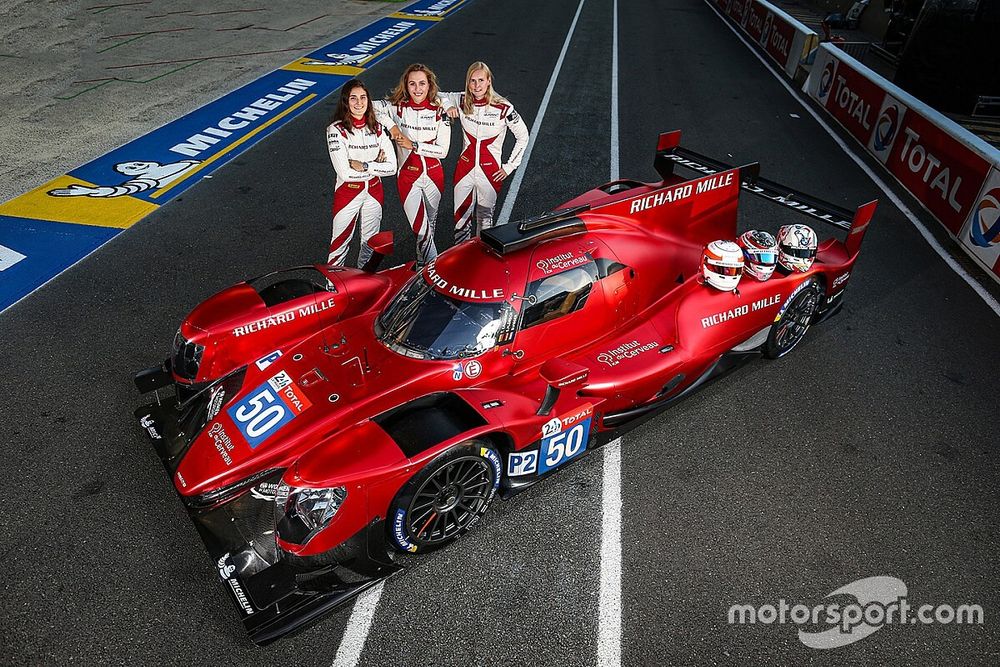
<box><xmin>388</xmin><ymin>442</ymin><xmax>502</xmax><ymax>554</ymax></box>
<box><xmin>764</xmin><ymin>278</ymin><xmax>822</xmax><ymax>359</ymax></box>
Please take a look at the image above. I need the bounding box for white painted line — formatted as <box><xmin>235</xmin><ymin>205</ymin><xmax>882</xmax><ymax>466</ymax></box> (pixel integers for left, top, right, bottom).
<box><xmin>610</xmin><ymin>0</ymin><xmax>620</xmax><ymax>181</ymax></box>
<box><xmin>330</xmin><ymin>581</ymin><xmax>385</xmax><ymax>667</ymax></box>
<box><xmin>0</xmin><ymin>244</ymin><xmax>27</xmax><ymax>272</ymax></box>
<box><xmin>496</xmin><ymin>0</ymin><xmax>588</xmax><ymax>226</ymax></box>
<box><xmin>704</xmin><ymin>0</ymin><xmax>1000</xmax><ymax>319</ymax></box>
<box><xmin>597</xmin><ymin>437</ymin><xmax>622</xmax><ymax>667</ymax></box>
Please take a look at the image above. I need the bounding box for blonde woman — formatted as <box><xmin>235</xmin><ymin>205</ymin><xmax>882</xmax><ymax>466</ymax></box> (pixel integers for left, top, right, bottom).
<box><xmin>442</xmin><ymin>62</ymin><xmax>529</xmax><ymax>243</ymax></box>
<box><xmin>373</xmin><ymin>64</ymin><xmax>451</xmax><ymax>264</ymax></box>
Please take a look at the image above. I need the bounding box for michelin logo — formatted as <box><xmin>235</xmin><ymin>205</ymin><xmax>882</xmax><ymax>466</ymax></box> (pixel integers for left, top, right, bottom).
<box><xmin>303</xmin><ymin>22</ymin><xmax>417</xmax><ymax>67</ymax></box>
<box><xmin>47</xmin><ymin>160</ymin><xmax>199</xmax><ymax>198</ymax></box>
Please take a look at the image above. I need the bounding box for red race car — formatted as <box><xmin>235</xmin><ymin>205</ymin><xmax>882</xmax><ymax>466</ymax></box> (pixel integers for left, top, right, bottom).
<box><xmin>134</xmin><ymin>130</ymin><xmax>877</xmax><ymax>644</ymax></box>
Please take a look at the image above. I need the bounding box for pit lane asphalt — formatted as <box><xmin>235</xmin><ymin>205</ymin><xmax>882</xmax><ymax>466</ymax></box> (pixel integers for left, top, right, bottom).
<box><xmin>2</xmin><ymin>0</ymin><xmax>999</xmax><ymax>664</ymax></box>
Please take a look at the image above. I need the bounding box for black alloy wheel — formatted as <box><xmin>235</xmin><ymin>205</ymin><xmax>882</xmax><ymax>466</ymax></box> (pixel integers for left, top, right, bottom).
<box><xmin>388</xmin><ymin>443</ymin><xmax>500</xmax><ymax>553</ymax></box>
<box><xmin>764</xmin><ymin>279</ymin><xmax>822</xmax><ymax>358</ymax></box>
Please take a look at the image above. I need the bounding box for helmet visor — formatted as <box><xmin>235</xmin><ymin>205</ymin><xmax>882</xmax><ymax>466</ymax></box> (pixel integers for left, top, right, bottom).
<box><xmin>780</xmin><ymin>245</ymin><xmax>816</xmax><ymax>259</ymax></box>
<box><xmin>748</xmin><ymin>251</ymin><xmax>777</xmax><ymax>265</ymax></box>
<box><xmin>707</xmin><ymin>264</ymin><xmax>742</xmax><ymax>276</ymax></box>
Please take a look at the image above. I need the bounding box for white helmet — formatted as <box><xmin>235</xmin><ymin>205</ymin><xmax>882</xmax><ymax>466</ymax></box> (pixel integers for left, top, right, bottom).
<box><xmin>737</xmin><ymin>230</ymin><xmax>778</xmax><ymax>281</ymax></box>
<box><xmin>777</xmin><ymin>224</ymin><xmax>818</xmax><ymax>273</ymax></box>
<box><xmin>701</xmin><ymin>240</ymin><xmax>744</xmax><ymax>291</ymax></box>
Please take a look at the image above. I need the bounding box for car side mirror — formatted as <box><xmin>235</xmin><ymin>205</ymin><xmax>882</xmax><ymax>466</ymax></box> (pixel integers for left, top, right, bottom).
<box><xmin>361</xmin><ymin>231</ymin><xmax>394</xmax><ymax>273</ymax></box>
<box><xmin>537</xmin><ymin>358</ymin><xmax>590</xmax><ymax>416</ymax></box>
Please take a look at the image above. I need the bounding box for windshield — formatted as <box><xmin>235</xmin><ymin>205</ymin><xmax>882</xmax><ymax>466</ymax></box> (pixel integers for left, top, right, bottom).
<box><xmin>377</xmin><ymin>276</ymin><xmax>515</xmax><ymax>360</ymax></box>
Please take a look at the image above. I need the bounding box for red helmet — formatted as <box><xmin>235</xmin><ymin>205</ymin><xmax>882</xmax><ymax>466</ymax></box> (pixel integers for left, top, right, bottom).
<box><xmin>701</xmin><ymin>240</ymin><xmax>744</xmax><ymax>291</ymax></box>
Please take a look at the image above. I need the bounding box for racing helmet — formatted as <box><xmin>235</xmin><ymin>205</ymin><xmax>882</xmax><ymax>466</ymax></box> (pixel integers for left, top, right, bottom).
<box><xmin>737</xmin><ymin>230</ymin><xmax>778</xmax><ymax>281</ymax></box>
<box><xmin>776</xmin><ymin>224</ymin><xmax>818</xmax><ymax>273</ymax></box>
<box><xmin>701</xmin><ymin>240</ymin><xmax>744</xmax><ymax>291</ymax></box>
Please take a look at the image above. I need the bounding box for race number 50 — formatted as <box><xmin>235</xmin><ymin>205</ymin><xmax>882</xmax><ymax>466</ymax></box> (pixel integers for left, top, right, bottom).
<box><xmin>539</xmin><ymin>418</ymin><xmax>591</xmax><ymax>474</ymax></box>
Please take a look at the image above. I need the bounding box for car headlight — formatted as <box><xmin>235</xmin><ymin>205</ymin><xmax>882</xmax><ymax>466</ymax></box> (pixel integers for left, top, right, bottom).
<box><xmin>276</xmin><ymin>485</ymin><xmax>347</xmax><ymax>545</ymax></box>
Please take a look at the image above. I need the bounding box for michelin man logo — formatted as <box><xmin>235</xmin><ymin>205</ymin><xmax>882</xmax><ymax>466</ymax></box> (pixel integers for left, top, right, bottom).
<box><xmin>303</xmin><ymin>53</ymin><xmax>370</xmax><ymax>67</ymax></box>
<box><xmin>47</xmin><ymin>160</ymin><xmax>199</xmax><ymax>198</ymax></box>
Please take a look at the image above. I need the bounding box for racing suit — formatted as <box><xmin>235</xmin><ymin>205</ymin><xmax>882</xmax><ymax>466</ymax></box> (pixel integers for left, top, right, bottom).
<box><xmin>441</xmin><ymin>93</ymin><xmax>529</xmax><ymax>243</ymax></box>
<box><xmin>373</xmin><ymin>99</ymin><xmax>451</xmax><ymax>264</ymax></box>
<box><xmin>326</xmin><ymin>118</ymin><xmax>397</xmax><ymax>267</ymax></box>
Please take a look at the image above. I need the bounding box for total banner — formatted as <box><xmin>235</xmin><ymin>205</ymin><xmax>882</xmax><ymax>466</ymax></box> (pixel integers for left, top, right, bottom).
<box><xmin>804</xmin><ymin>44</ymin><xmax>1000</xmax><ymax>281</ymax></box>
<box><xmin>714</xmin><ymin>0</ymin><xmax>817</xmax><ymax>79</ymax></box>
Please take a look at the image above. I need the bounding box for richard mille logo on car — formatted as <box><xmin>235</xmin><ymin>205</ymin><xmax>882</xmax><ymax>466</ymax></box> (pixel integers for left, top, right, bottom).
<box><xmin>629</xmin><ymin>171</ymin><xmax>734</xmax><ymax>214</ymax></box>
<box><xmin>597</xmin><ymin>340</ymin><xmax>658</xmax><ymax>367</ymax></box>
<box><xmin>701</xmin><ymin>294</ymin><xmax>781</xmax><ymax>329</ymax></box>
<box><xmin>231</xmin><ymin>297</ymin><xmax>335</xmax><ymax>337</ymax></box>
<box><xmin>425</xmin><ymin>262</ymin><xmax>504</xmax><ymax>300</ymax></box>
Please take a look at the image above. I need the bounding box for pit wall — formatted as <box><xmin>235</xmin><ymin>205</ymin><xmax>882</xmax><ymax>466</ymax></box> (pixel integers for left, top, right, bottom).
<box><xmin>709</xmin><ymin>0</ymin><xmax>1000</xmax><ymax>284</ymax></box>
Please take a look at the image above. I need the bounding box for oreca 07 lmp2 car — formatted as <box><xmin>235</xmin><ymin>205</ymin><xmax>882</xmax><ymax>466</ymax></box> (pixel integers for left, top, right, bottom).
<box><xmin>134</xmin><ymin>130</ymin><xmax>877</xmax><ymax>643</ymax></box>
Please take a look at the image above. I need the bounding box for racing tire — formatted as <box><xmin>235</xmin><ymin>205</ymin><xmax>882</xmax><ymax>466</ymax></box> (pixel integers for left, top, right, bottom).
<box><xmin>763</xmin><ymin>278</ymin><xmax>822</xmax><ymax>359</ymax></box>
<box><xmin>388</xmin><ymin>441</ymin><xmax>502</xmax><ymax>554</ymax></box>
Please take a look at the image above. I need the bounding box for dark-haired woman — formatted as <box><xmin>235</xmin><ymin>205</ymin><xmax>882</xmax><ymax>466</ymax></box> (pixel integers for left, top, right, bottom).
<box><xmin>326</xmin><ymin>78</ymin><xmax>397</xmax><ymax>267</ymax></box>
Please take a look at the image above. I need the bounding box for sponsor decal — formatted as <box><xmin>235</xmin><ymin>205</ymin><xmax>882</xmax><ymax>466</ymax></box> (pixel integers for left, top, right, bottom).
<box><xmin>139</xmin><ymin>415</ymin><xmax>162</xmax><ymax>440</ymax></box>
<box><xmin>896</xmin><ymin>127</ymin><xmax>964</xmax><ymax>214</ymax></box>
<box><xmin>255</xmin><ymin>349</ymin><xmax>282</xmax><ymax>370</ymax></box>
<box><xmin>464</xmin><ymin>360</ymin><xmax>482</xmax><ymax>379</ymax></box>
<box><xmin>393</xmin><ymin>508</ymin><xmax>418</xmax><ymax>552</ymax></box>
<box><xmin>535</xmin><ymin>251</ymin><xmax>589</xmax><ymax>274</ymax></box>
<box><xmin>250</xmin><ymin>481</ymin><xmax>282</xmax><ymax>501</ymax></box>
<box><xmin>217</xmin><ymin>553</ymin><xmax>236</xmax><ymax>580</ymax></box>
<box><xmin>208</xmin><ymin>422</ymin><xmax>236</xmax><ymax>465</ymax></box>
<box><xmin>480</xmin><ymin>447</ymin><xmax>502</xmax><ymax>500</ymax></box>
<box><xmin>425</xmin><ymin>261</ymin><xmax>504</xmax><ymax>301</ymax></box>
<box><xmin>507</xmin><ymin>450</ymin><xmax>538</xmax><ymax>476</ymax></box>
<box><xmin>833</xmin><ymin>271</ymin><xmax>851</xmax><ymax>288</ymax></box>
<box><xmin>817</xmin><ymin>59</ymin><xmax>837</xmax><ymax>102</ymax></box>
<box><xmin>169</xmin><ymin>79</ymin><xmax>318</xmax><ymax>157</ymax></box>
<box><xmin>48</xmin><ymin>160</ymin><xmax>200</xmax><ymax>199</ymax></box>
<box><xmin>775</xmin><ymin>282</ymin><xmax>809</xmax><ymax>322</ymax></box>
<box><xmin>538</xmin><ymin>404</ymin><xmax>593</xmax><ymax>474</ymax></box>
<box><xmin>302</xmin><ymin>22</ymin><xmax>417</xmax><ymax>67</ymax></box>
<box><xmin>597</xmin><ymin>340</ymin><xmax>658</xmax><ymax>367</ymax></box>
<box><xmin>232</xmin><ymin>297</ymin><xmax>336</xmax><ymax>336</ymax></box>
<box><xmin>176</xmin><ymin>471</ymin><xmax>187</xmax><ymax>488</ymax></box>
<box><xmin>872</xmin><ymin>103</ymin><xmax>900</xmax><ymax>153</ymax></box>
<box><xmin>969</xmin><ymin>186</ymin><xmax>1000</xmax><ymax>248</ymax></box>
<box><xmin>226</xmin><ymin>370</ymin><xmax>313</xmax><ymax>448</ymax></box>
<box><xmin>628</xmin><ymin>171</ymin><xmax>734</xmax><ymax>215</ymax></box>
<box><xmin>701</xmin><ymin>294</ymin><xmax>781</xmax><ymax>329</ymax></box>
<box><xmin>228</xmin><ymin>578</ymin><xmax>255</xmax><ymax>616</ymax></box>
<box><xmin>452</xmin><ymin>363</ymin><xmax>463</xmax><ymax>381</ymax></box>
<box><xmin>206</xmin><ymin>386</ymin><xmax>225</xmax><ymax>421</ymax></box>
<box><xmin>481</xmin><ymin>400</ymin><xmax>503</xmax><ymax>409</ymax></box>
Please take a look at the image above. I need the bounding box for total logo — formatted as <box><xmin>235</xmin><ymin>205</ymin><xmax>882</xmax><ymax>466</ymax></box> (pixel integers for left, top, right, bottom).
<box><xmin>872</xmin><ymin>104</ymin><xmax>900</xmax><ymax>152</ymax></box>
<box><xmin>969</xmin><ymin>187</ymin><xmax>1000</xmax><ymax>248</ymax></box>
<box><xmin>818</xmin><ymin>60</ymin><xmax>837</xmax><ymax>100</ymax></box>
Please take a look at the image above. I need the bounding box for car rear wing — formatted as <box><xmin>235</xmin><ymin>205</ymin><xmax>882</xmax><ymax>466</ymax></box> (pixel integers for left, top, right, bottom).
<box><xmin>653</xmin><ymin>131</ymin><xmax>877</xmax><ymax>256</ymax></box>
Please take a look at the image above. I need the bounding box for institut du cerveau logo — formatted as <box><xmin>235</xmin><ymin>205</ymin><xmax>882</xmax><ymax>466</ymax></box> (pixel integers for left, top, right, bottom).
<box><xmin>969</xmin><ymin>186</ymin><xmax>1000</xmax><ymax>248</ymax></box>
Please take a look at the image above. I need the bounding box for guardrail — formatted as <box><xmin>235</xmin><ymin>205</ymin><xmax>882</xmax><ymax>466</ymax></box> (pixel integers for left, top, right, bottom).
<box><xmin>711</xmin><ymin>0</ymin><xmax>819</xmax><ymax>81</ymax></box>
<box><xmin>804</xmin><ymin>44</ymin><xmax>1000</xmax><ymax>283</ymax></box>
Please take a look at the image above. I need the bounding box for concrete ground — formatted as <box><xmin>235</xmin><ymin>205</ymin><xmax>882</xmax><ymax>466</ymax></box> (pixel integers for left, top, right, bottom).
<box><xmin>0</xmin><ymin>0</ymin><xmax>408</xmax><ymax>205</ymax></box>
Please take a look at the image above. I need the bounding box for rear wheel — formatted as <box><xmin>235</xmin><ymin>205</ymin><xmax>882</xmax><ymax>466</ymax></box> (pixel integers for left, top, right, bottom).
<box><xmin>388</xmin><ymin>442</ymin><xmax>501</xmax><ymax>554</ymax></box>
<box><xmin>764</xmin><ymin>279</ymin><xmax>822</xmax><ymax>358</ymax></box>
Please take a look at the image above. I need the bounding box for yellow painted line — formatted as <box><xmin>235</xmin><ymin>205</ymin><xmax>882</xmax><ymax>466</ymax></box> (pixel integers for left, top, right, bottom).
<box><xmin>0</xmin><ymin>174</ymin><xmax>157</xmax><ymax>228</ymax></box>
<box><xmin>281</xmin><ymin>60</ymin><xmax>366</xmax><ymax>76</ymax></box>
<box><xmin>152</xmin><ymin>93</ymin><xmax>317</xmax><ymax>199</ymax></box>
<box><xmin>390</xmin><ymin>12</ymin><xmax>444</xmax><ymax>21</ymax></box>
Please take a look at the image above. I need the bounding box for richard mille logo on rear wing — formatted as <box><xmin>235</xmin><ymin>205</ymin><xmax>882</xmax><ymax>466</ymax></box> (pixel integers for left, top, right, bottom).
<box><xmin>628</xmin><ymin>171</ymin><xmax>735</xmax><ymax>214</ymax></box>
